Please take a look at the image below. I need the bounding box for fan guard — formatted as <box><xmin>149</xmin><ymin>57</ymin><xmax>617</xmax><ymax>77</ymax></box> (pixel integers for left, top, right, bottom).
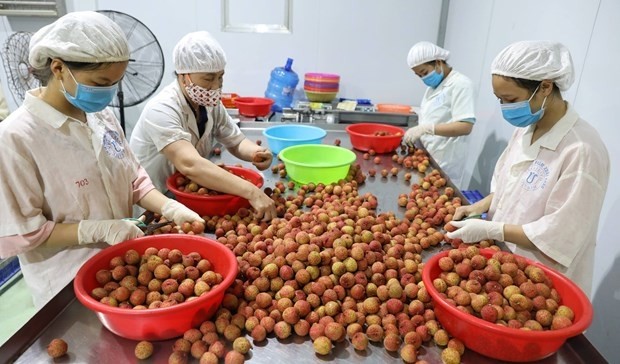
<box><xmin>1</xmin><ymin>31</ymin><xmax>39</xmax><ymax>104</ymax></box>
<box><xmin>97</xmin><ymin>10</ymin><xmax>165</xmax><ymax>107</ymax></box>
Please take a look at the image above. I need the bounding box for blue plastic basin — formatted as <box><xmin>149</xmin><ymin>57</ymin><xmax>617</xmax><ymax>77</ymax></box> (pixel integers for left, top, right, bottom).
<box><xmin>263</xmin><ymin>124</ymin><xmax>327</xmax><ymax>154</ymax></box>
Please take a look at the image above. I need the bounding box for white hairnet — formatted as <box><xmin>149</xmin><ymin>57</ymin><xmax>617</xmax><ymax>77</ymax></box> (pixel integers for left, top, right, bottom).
<box><xmin>173</xmin><ymin>31</ymin><xmax>227</xmax><ymax>74</ymax></box>
<box><xmin>407</xmin><ymin>41</ymin><xmax>450</xmax><ymax>68</ymax></box>
<box><xmin>491</xmin><ymin>40</ymin><xmax>575</xmax><ymax>91</ymax></box>
<box><xmin>29</xmin><ymin>11</ymin><xmax>129</xmax><ymax>69</ymax></box>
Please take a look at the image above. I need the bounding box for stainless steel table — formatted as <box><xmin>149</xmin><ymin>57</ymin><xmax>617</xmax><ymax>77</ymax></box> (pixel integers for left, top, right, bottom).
<box><xmin>1</xmin><ymin>122</ymin><xmax>606</xmax><ymax>364</ymax></box>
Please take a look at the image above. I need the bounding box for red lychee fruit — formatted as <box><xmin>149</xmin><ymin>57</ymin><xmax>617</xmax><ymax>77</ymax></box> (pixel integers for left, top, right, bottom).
<box><xmin>47</xmin><ymin>338</ymin><xmax>68</xmax><ymax>358</ymax></box>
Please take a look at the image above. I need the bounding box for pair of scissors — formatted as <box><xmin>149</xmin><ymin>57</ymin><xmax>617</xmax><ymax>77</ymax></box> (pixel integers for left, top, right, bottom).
<box><xmin>124</xmin><ymin>211</ymin><xmax>173</xmax><ymax>235</ymax></box>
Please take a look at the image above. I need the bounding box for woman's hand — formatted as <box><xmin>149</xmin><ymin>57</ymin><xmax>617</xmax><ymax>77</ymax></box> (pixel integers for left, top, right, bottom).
<box><xmin>446</xmin><ymin>219</ymin><xmax>505</xmax><ymax>243</ymax></box>
<box><xmin>252</xmin><ymin>149</ymin><xmax>273</xmax><ymax>171</ymax></box>
<box><xmin>453</xmin><ymin>205</ymin><xmax>485</xmax><ymax>221</ymax></box>
<box><xmin>452</xmin><ymin>193</ymin><xmax>494</xmax><ymax>220</ymax></box>
<box><xmin>248</xmin><ymin>187</ymin><xmax>276</xmax><ymax>221</ymax></box>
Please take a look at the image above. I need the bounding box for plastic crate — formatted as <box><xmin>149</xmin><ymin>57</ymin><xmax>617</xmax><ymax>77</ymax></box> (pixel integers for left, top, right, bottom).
<box><xmin>462</xmin><ymin>190</ymin><xmax>485</xmax><ymax>204</ymax></box>
<box><xmin>0</xmin><ymin>257</ymin><xmax>21</xmax><ymax>287</ymax></box>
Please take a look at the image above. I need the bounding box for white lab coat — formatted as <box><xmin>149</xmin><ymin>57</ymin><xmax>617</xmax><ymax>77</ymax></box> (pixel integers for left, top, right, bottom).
<box><xmin>489</xmin><ymin>104</ymin><xmax>609</xmax><ymax>297</ymax></box>
<box><xmin>419</xmin><ymin>70</ymin><xmax>476</xmax><ymax>189</ymax></box>
<box><xmin>129</xmin><ymin>81</ymin><xmax>245</xmax><ymax>193</ymax></box>
<box><xmin>0</xmin><ymin>90</ymin><xmax>142</xmax><ymax>308</ymax></box>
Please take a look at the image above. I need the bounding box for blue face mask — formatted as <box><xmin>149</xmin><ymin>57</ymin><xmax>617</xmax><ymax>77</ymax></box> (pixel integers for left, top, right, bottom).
<box><xmin>500</xmin><ymin>85</ymin><xmax>547</xmax><ymax>127</ymax></box>
<box><xmin>421</xmin><ymin>67</ymin><xmax>444</xmax><ymax>88</ymax></box>
<box><xmin>61</xmin><ymin>68</ymin><xmax>118</xmax><ymax>113</ymax></box>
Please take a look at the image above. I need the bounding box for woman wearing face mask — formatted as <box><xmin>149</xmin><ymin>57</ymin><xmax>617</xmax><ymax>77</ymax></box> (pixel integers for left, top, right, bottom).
<box><xmin>447</xmin><ymin>41</ymin><xmax>610</xmax><ymax>297</ymax></box>
<box><xmin>130</xmin><ymin>31</ymin><xmax>276</xmax><ymax>221</ymax></box>
<box><xmin>0</xmin><ymin>12</ymin><xmax>203</xmax><ymax>308</ymax></box>
<box><xmin>403</xmin><ymin>41</ymin><xmax>477</xmax><ymax>188</ymax></box>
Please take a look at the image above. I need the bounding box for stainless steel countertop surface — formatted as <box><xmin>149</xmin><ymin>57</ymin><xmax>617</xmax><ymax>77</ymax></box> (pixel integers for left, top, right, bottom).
<box><xmin>8</xmin><ymin>122</ymin><xmax>604</xmax><ymax>363</ymax></box>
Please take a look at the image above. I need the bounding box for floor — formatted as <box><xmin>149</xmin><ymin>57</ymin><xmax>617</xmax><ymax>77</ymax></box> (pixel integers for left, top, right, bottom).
<box><xmin>0</xmin><ymin>275</ymin><xmax>36</xmax><ymax>346</ymax></box>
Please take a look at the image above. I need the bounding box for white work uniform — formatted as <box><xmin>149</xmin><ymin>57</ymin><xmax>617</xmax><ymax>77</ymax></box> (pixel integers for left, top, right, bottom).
<box><xmin>489</xmin><ymin>104</ymin><xmax>609</xmax><ymax>297</ymax></box>
<box><xmin>129</xmin><ymin>81</ymin><xmax>245</xmax><ymax>193</ymax></box>
<box><xmin>419</xmin><ymin>70</ymin><xmax>476</xmax><ymax>189</ymax></box>
<box><xmin>0</xmin><ymin>89</ymin><xmax>141</xmax><ymax>308</ymax></box>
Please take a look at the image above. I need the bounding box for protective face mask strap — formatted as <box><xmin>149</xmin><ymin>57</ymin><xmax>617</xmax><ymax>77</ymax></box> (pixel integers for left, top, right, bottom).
<box><xmin>529</xmin><ymin>84</ymin><xmax>548</xmax><ymax>114</ymax></box>
<box><xmin>528</xmin><ymin>84</ymin><xmax>541</xmax><ymax>102</ymax></box>
<box><xmin>59</xmin><ymin>67</ymin><xmax>79</xmax><ymax>97</ymax></box>
<box><xmin>184</xmin><ymin>74</ymin><xmax>194</xmax><ymax>87</ymax></box>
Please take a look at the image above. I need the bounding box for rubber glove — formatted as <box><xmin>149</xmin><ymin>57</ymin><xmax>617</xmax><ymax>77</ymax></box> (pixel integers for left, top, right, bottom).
<box><xmin>403</xmin><ymin>124</ymin><xmax>434</xmax><ymax>145</ymax></box>
<box><xmin>446</xmin><ymin>219</ymin><xmax>505</xmax><ymax>243</ymax></box>
<box><xmin>161</xmin><ymin>199</ymin><xmax>205</xmax><ymax>226</ymax></box>
<box><xmin>78</xmin><ymin>220</ymin><xmax>144</xmax><ymax>245</ymax></box>
<box><xmin>252</xmin><ymin>149</ymin><xmax>273</xmax><ymax>171</ymax></box>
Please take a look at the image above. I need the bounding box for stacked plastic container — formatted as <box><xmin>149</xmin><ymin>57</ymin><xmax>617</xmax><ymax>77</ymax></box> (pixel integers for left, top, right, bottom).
<box><xmin>304</xmin><ymin>73</ymin><xmax>340</xmax><ymax>102</ymax></box>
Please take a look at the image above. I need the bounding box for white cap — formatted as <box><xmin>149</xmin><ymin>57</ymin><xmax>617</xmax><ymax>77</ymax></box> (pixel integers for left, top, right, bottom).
<box><xmin>173</xmin><ymin>31</ymin><xmax>227</xmax><ymax>74</ymax></box>
<box><xmin>406</xmin><ymin>41</ymin><xmax>450</xmax><ymax>68</ymax></box>
<box><xmin>29</xmin><ymin>11</ymin><xmax>129</xmax><ymax>69</ymax></box>
<box><xmin>491</xmin><ymin>40</ymin><xmax>575</xmax><ymax>91</ymax></box>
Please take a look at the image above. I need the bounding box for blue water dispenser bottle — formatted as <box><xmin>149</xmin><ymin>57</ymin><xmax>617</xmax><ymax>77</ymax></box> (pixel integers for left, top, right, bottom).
<box><xmin>265</xmin><ymin>58</ymin><xmax>299</xmax><ymax>112</ymax></box>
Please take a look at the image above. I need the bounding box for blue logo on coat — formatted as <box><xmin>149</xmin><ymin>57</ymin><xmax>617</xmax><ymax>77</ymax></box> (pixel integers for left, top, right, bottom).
<box><xmin>102</xmin><ymin>130</ymin><xmax>125</xmax><ymax>159</ymax></box>
<box><xmin>521</xmin><ymin>159</ymin><xmax>549</xmax><ymax>191</ymax></box>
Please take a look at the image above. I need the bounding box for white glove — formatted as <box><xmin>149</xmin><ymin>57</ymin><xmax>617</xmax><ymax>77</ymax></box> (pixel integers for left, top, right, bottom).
<box><xmin>78</xmin><ymin>220</ymin><xmax>144</xmax><ymax>245</ymax></box>
<box><xmin>161</xmin><ymin>199</ymin><xmax>205</xmax><ymax>226</ymax></box>
<box><xmin>403</xmin><ymin>124</ymin><xmax>434</xmax><ymax>145</ymax></box>
<box><xmin>445</xmin><ymin>219</ymin><xmax>505</xmax><ymax>243</ymax></box>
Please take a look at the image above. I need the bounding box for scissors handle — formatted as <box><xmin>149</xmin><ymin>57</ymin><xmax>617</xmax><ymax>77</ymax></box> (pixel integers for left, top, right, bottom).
<box><xmin>123</xmin><ymin>218</ymin><xmax>148</xmax><ymax>229</ymax></box>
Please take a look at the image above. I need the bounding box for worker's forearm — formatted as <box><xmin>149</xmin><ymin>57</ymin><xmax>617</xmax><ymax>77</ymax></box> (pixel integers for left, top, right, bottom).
<box><xmin>43</xmin><ymin>223</ymin><xmax>79</xmax><ymax>248</ymax></box>
<box><xmin>228</xmin><ymin>139</ymin><xmax>262</xmax><ymax>162</ymax></box>
<box><xmin>433</xmin><ymin>121</ymin><xmax>473</xmax><ymax>137</ymax></box>
<box><xmin>137</xmin><ymin>189</ymin><xmax>170</xmax><ymax>215</ymax></box>
<box><xmin>472</xmin><ymin>193</ymin><xmax>494</xmax><ymax>214</ymax></box>
<box><xmin>503</xmin><ymin>224</ymin><xmax>536</xmax><ymax>250</ymax></box>
<box><xmin>179</xmin><ymin>158</ymin><xmax>261</xmax><ymax>201</ymax></box>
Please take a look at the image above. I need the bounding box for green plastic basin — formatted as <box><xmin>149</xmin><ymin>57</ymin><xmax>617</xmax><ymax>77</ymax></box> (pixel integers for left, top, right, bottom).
<box><xmin>278</xmin><ymin>144</ymin><xmax>356</xmax><ymax>184</ymax></box>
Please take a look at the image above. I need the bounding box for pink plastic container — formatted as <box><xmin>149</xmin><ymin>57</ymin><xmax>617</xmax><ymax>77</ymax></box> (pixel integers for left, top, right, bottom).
<box><xmin>304</xmin><ymin>73</ymin><xmax>341</xmax><ymax>83</ymax></box>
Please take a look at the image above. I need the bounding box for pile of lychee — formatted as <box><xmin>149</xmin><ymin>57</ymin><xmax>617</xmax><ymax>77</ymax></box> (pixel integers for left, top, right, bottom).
<box><xmin>270</xmin><ymin>162</ymin><xmax>288</xmax><ymax>178</ymax></box>
<box><xmin>90</xmin><ymin>248</ymin><xmax>222</xmax><ymax>309</ymax></box>
<box><xmin>132</xmin><ymin>315</ymin><xmax>255</xmax><ymax>362</ymax></box>
<box><xmin>373</xmin><ymin>130</ymin><xmax>402</xmax><ymax>137</ymax></box>
<box><xmin>114</xmin><ymin>146</ymin><xmax>500</xmax><ymax>363</ymax></box>
<box><xmin>365</xmin><ymin>146</ymin><xmax>432</xmax><ymax>178</ymax></box>
<box><xmin>188</xmin><ymin>171</ymin><xmax>471</xmax><ymax>363</ymax></box>
<box><xmin>433</xmin><ymin>246</ymin><xmax>575</xmax><ymax>331</ymax></box>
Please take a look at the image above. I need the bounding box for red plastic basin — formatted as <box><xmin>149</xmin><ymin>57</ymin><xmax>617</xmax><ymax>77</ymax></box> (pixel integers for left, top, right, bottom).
<box><xmin>221</xmin><ymin>92</ymin><xmax>239</xmax><ymax>109</ymax></box>
<box><xmin>345</xmin><ymin>123</ymin><xmax>404</xmax><ymax>154</ymax></box>
<box><xmin>166</xmin><ymin>166</ymin><xmax>264</xmax><ymax>217</ymax></box>
<box><xmin>234</xmin><ymin>97</ymin><xmax>274</xmax><ymax>117</ymax></box>
<box><xmin>422</xmin><ymin>249</ymin><xmax>593</xmax><ymax>362</ymax></box>
<box><xmin>74</xmin><ymin>235</ymin><xmax>237</xmax><ymax>341</ymax></box>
